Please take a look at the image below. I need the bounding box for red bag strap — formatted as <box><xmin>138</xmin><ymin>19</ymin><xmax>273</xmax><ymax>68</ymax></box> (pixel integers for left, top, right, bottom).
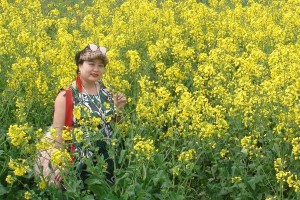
<box><xmin>65</xmin><ymin>88</ymin><xmax>75</xmax><ymax>152</ymax></box>
<box><xmin>65</xmin><ymin>89</ymin><xmax>73</xmax><ymax>127</ymax></box>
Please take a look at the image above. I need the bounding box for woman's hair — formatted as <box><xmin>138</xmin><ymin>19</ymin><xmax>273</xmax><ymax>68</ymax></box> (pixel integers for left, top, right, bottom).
<box><xmin>75</xmin><ymin>51</ymin><xmax>84</xmax><ymax>74</ymax></box>
<box><xmin>75</xmin><ymin>45</ymin><xmax>109</xmax><ymax>74</ymax></box>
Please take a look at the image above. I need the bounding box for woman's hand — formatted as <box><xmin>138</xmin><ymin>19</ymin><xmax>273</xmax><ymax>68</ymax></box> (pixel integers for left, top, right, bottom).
<box><xmin>48</xmin><ymin>168</ymin><xmax>63</xmax><ymax>188</ymax></box>
<box><xmin>113</xmin><ymin>92</ymin><xmax>127</xmax><ymax>109</ymax></box>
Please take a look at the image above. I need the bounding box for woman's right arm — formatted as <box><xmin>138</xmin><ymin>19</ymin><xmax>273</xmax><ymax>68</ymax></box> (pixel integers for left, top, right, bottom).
<box><xmin>49</xmin><ymin>90</ymin><xmax>67</xmax><ymax>184</ymax></box>
<box><xmin>51</xmin><ymin>90</ymin><xmax>66</xmax><ymax>148</ymax></box>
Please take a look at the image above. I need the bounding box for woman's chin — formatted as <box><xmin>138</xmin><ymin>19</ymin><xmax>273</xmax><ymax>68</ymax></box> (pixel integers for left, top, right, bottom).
<box><xmin>89</xmin><ymin>76</ymin><xmax>99</xmax><ymax>82</ymax></box>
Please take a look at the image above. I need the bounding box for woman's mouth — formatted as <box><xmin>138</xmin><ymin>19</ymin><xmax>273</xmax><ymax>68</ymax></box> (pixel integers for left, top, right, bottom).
<box><xmin>91</xmin><ymin>73</ymin><xmax>99</xmax><ymax>78</ymax></box>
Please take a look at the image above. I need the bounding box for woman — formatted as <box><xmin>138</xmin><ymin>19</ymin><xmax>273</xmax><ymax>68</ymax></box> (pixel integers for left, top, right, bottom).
<box><xmin>50</xmin><ymin>44</ymin><xmax>127</xmax><ymax>185</ymax></box>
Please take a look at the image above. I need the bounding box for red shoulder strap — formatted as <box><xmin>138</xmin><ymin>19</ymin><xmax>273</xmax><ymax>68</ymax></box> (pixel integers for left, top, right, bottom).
<box><xmin>65</xmin><ymin>89</ymin><xmax>75</xmax><ymax>153</ymax></box>
<box><xmin>65</xmin><ymin>89</ymin><xmax>73</xmax><ymax>127</ymax></box>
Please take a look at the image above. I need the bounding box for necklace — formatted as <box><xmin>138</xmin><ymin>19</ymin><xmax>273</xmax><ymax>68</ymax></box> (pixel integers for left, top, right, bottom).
<box><xmin>82</xmin><ymin>82</ymin><xmax>102</xmax><ymax>99</ymax></box>
<box><xmin>82</xmin><ymin>82</ymin><xmax>103</xmax><ymax>114</ymax></box>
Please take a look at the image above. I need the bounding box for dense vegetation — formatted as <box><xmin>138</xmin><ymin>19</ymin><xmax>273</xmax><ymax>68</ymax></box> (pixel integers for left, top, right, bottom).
<box><xmin>0</xmin><ymin>0</ymin><xmax>299</xmax><ymax>199</ymax></box>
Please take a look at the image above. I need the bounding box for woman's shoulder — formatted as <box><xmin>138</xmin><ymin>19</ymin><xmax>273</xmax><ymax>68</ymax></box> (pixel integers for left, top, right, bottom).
<box><xmin>55</xmin><ymin>81</ymin><xmax>77</xmax><ymax>98</ymax></box>
<box><xmin>54</xmin><ymin>90</ymin><xmax>66</xmax><ymax>105</ymax></box>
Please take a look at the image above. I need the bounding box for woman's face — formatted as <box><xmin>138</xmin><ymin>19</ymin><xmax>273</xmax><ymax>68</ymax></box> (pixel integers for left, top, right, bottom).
<box><xmin>79</xmin><ymin>58</ymin><xmax>105</xmax><ymax>83</ymax></box>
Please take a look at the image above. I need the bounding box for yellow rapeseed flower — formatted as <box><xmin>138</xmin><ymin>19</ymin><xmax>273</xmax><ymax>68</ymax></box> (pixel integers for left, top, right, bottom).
<box><xmin>231</xmin><ymin>176</ymin><xmax>242</xmax><ymax>183</ymax></box>
<box><xmin>24</xmin><ymin>191</ymin><xmax>32</xmax><ymax>200</ymax></box>
<box><xmin>73</xmin><ymin>105</ymin><xmax>82</xmax><ymax>120</ymax></box>
<box><xmin>220</xmin><ymin>149</ymin><xmax>229</xmax><ymax>158</ymax></box>
<box><xmin>8</xmin><ymin>159</ymin><xmax>29</xmax><ymax>176</ymax></box>
<box><xmin>7</xmin><ymin>124</ymin><xmax>31</xmax><ymax>147</ymax></box>
<box><xmin>178</xmin><ymin>149</ymin><xmax>196</xmax><ymax>162</ymax></box>
<box><xmin>73</xmin><ymin>128</ymin><xmax>84</xmax><ymax>142</ymax></box>
<box><xmin>62</xmin><ymin>129</ymin><xmax>72</xmax><ymax>141</ymax></box>
<box><xmin>38</xmin><ymin>178</ymin><xmax>47</xmax><ymax>190</ymax></box>
<box><xmin>133</xmin><ymin>136</ymin><xmax>157</xmax><ymax>160</ymax></box>
<box><xmin>172</xmin><ymin>166</ymin><xmax>180</xmax><ymax>176</ymax></box>
<box><xmin>50</xmin><ymin>149</ymin><xmax>71</xmax><ymax>169</ymax></box>
<box><xmin>5</xmin><ymin>175</ymin><xmax>14</xmax><ymax>184</ymax></box>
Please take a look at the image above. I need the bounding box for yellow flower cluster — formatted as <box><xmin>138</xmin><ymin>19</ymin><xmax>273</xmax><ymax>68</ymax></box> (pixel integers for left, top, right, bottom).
<box><xmin>7</xmin><ymin>124</ymin><xmax>32</xmax><ymax>147</ymax></box>
<box><xmin>49</xmin><ymin>127</ymin><xmax>58</xmax><ymax>139</ymax></box>
<box><xmin>1</xmin><ymin>0</ymin><xmax>300</xmax><ymax>196</ymax></box>
<box><xmin>34</xmin><ymin>128</ymin><xmax>44</xmax><ymax>139</ymax></box>
<box><xmin>220</xmin><ymin>149</ymin><xmax>229</xmax><ymax>158</ymax></box>
<box><xmin>73</xmin><ymin>105</ymin><xmax>92</xmax><ymax>124</ymax></box>
<box><xmin>159</xmin><ymin>127</ymin><xmax>175</xmax><ymax>140</ymax></box>
<box><xmin>8</xmin><ymin>158</ymin><xmax>29</xmax><ymax>176</ymax></box>
<box><xmin>133</xmin><ymin>135</ymin><xmax>157</xmax><ymax>160</ymax></box>
<box><xmin>291</xmin><ymin>137</ymin><xmax>300</xmax><ymax>160</ymax></box>
<box><xmin>35</xmin><ymin>137</ymin><xmax>53</xmax><ymax>151</ymax></box>
<box><xmin>5</xmin><ymin>174</ymin><xmax>14</xmax><ymax>184</ymax></box>
<box><xmin>172</xmin><ymin>166</ymin><xmax>181</xmax><ymax>176</ymax></box>
<box><xmin>126</xmin><ymin>50</ymin><xmax>141</xmax><ymax>73</ymax></box>
<box><xmin>286</xmin><ymin>174</ymin><xmax>300</xmax><ymax>192</ymax></box>
<box><xmin>24</xmin><ymin>191</ymin><xmax>32</xmax><ymax>200</ymax></box>
<box><xmin>240</xmin><ymin>135</ymin><xmax>262</xmax><ymax>158</ymax></box>
<box><xmin>73</xmin><ymin>105</ymin><xmax>101</xmax><ymax>129</ymax></box>
<box><xmin>178</xmin><ymin>149</ymin><xmax>196</xmax><ymax>163</ymax></box>
<box><xmin>50</xmin><ymin>149</ymin><xmax>71</xmax><ymax>169</ymax></box>
<box><xmin>172</xmin><ymin>149</ymin><xmax>197</xmax><ymax>177</ymax></box>
<box><xmin>37</xmin><ymin>178</ymin><xmax>47</xmax><ymax>190</ymax></box>
<box><xmin>62</xmin><ymin>128</ymin><xmax>72</xmax><ymax>141</ymax></box>
<box><xmin>73</xmin><ymin>105</ymin><xmax>82</xmax><ymax>120</ymax></box>
<box><xmin>136</xmin><ymin>76</ymin><xmax>172</xmax><ymax>127</ymax></box>
<box><xmin>231</xmin><ymin>176</ymin><xmax>242</xmax><ymax>183</ymax></box>
<box><xmin>73</xmin><ymin>128</ymin><xmax>84</xmax><ymax>142</ymax></box>
<box><xmin>274</xmin><ymin>157</ymin><xmax>300</xmax><ymax>192</ymax></box>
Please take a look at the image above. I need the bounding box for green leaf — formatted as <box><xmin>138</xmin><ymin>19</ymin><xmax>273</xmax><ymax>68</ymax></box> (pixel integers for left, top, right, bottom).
<box><xmin>85</xmin><ymin>176</ymin><xmax>105</xmax><ymax>186</ymax></box>
<box><xmin>211</xmin><ymin>164</ymin><xmax>218</xmax><ymax>175</ymax></box>
<box><xmin>142</xmin><ymin>163</ymin><xmax>147</xmax><ymax>181</ymax></box>
<box><xmin>247</xmin><ymin>176</ymin><xmax>263</xmax><ymax>190</ymax></box>
<box><xmin>118</xmin><ymin>150</ymin><xmax>126</xmax><ymax>164</ymax></box>
<box><xmin>90</xmin><ymin>185</ymin><xmax>109</xmax><ymax>199</ymax></box>
<box><xmin>0</xmin><ymin>183</ymin><xmax>8</xmax><ymax>196</ymax></box>
<box><xmin>237</xmin><ymin>183</ymin><xmax>246</xmax><ymax>189</ymax></box>
<box><xmin>170</xmin><ymin>193</ymin><xmax>185</xmax><ymax>200</ymax></box>
<box><xmin>152</xmin><ymin>170</ymin><xmax>164</xmax><ymax>186</ymax></box>
<box><xmin>82</xmin><ymin>194</ymin><xmax>96</xmax><ymax>200</ymax></box>
<box><xmin>104</xmin><ymin>194</ymin><xmax>121</xmax><ymax>200</ymax></box>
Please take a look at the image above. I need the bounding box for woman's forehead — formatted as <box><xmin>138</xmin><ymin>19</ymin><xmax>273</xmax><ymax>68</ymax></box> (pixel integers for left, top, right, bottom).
<box><xmin>86</xmin><ymin>58</ymin><xmax>104</xmax><ymax>64</ymax></box>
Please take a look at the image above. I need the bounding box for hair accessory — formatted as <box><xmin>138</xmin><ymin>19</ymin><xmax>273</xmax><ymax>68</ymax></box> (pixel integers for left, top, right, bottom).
<box><xmin>79</xmin><ymin>44</ymin><xmax>109</xmax><ymax>65</ymax></box>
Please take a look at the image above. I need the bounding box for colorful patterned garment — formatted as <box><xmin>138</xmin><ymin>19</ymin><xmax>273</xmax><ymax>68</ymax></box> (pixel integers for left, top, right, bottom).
<box><xmin>69</xmin><ymin>80</ymin><xmax>115</xmax><ymax>183</ymax></box>
<box><xmin>70</xmin><ymin>79</ymin><xmax>115</xmax><ymax>137</ymax></box>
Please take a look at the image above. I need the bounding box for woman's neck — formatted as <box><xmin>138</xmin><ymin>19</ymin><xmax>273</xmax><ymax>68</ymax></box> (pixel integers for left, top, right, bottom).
<box><xmin>82</xmin><ymin>81</ymin><xmax>96</xmax><ymax>88</ymax></box>
<box><xmin>80</xmin><ymin>79</ymin><xmax>99</xmax><ymax>94</ymax></box>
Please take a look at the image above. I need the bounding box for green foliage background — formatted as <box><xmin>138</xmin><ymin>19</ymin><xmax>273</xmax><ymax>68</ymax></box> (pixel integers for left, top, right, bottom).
<box><xmin>0</xmin><ymin>0</ymin><xmax>300</xmax><ymax>199</ymax></box>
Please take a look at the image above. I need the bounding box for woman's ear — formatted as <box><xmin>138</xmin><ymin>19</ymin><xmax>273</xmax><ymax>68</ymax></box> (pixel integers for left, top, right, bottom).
<box><xmin>78</xmin><ymin>63</ymin><xmax>83</xmax><ymax>71</ymax></box>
